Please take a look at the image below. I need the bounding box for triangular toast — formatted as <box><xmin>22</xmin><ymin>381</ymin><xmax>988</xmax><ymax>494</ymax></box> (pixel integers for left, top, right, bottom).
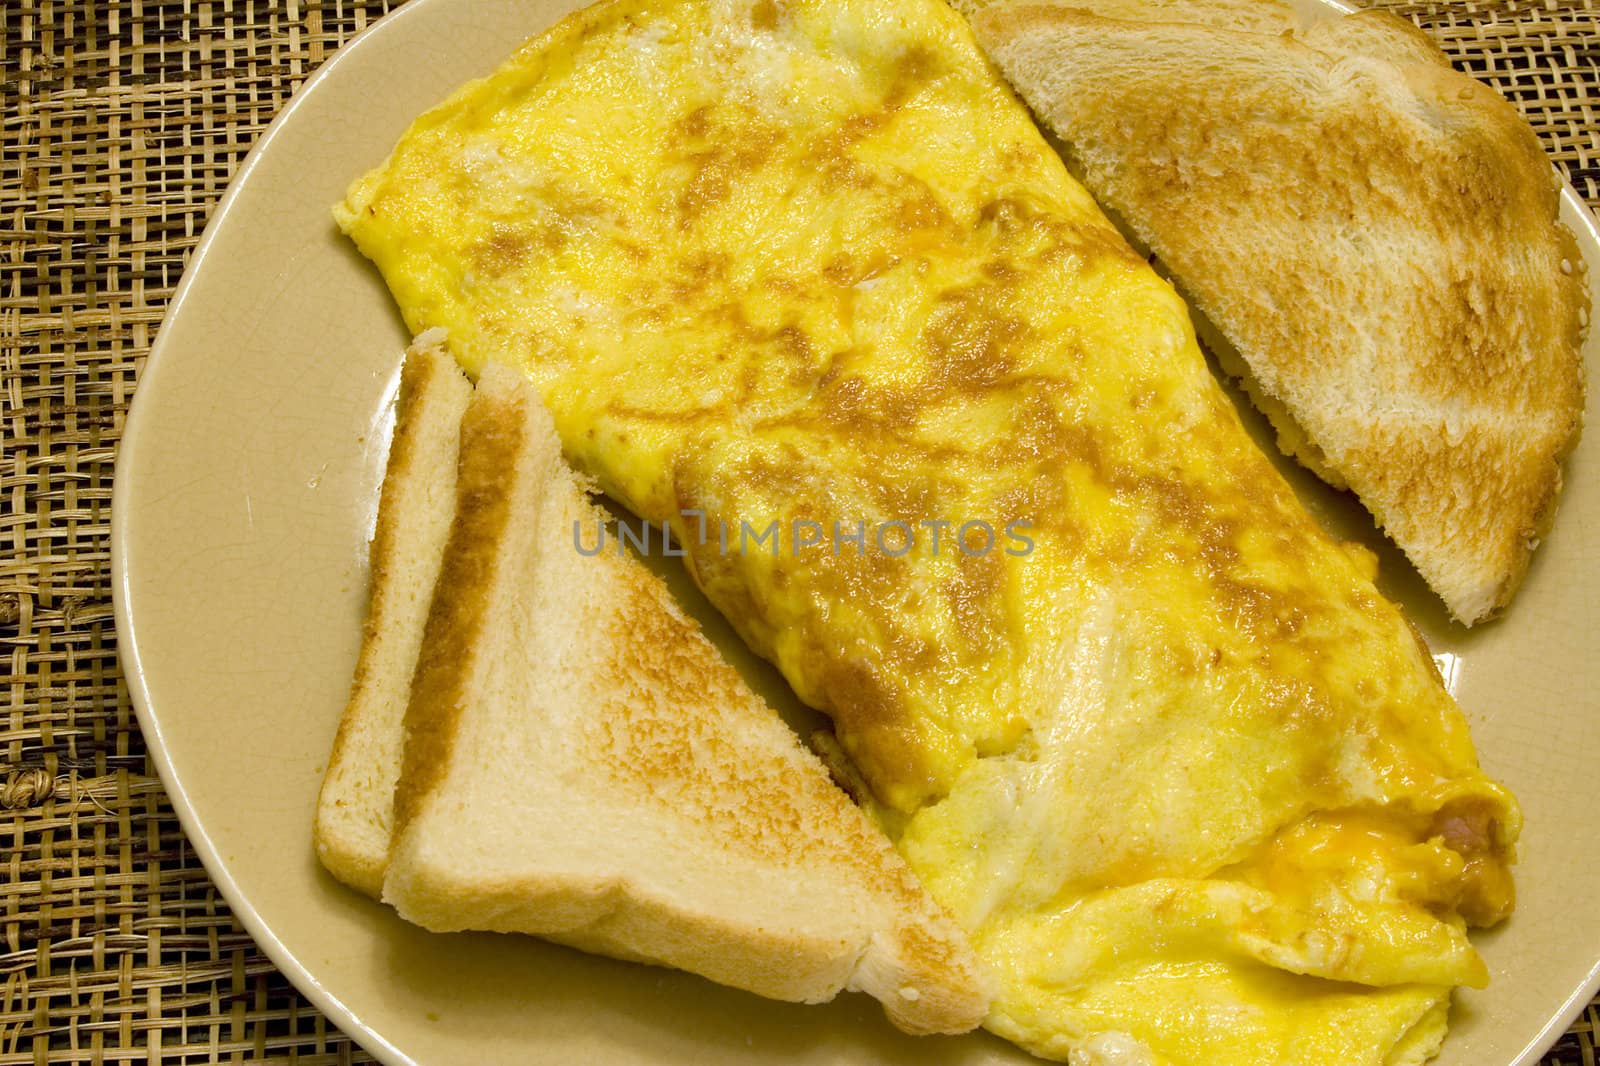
<box><xmin>973</xmin><ymin>1</ymin><xmax>1588</xmax><ymax>623</ymax></box>
<box><xmin>319</xmin><ymin>342</ymin><xmax>986</xmax><ymax>1035</ymax></box>
<box><xmin>316</xmin><ymin>334</ymin><xmax>472</xmax><ymax>896</ymax></box>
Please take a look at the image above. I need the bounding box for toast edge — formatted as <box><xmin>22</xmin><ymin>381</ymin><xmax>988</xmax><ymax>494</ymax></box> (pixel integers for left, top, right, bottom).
<box><xmin>380</xmin><ymin>366</ymin><xmax>989</xmax><ymax>1034</ymax></box>
<box><xmin>314</xmin><ymin>341</ymin><xmax>470</xmax><ymax>897</ymax></box>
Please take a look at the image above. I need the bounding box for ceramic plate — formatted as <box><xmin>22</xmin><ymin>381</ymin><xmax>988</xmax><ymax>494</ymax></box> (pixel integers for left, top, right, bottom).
<box><xmin>112</xmin><ymin>0</ymin><xmax>1600</xmax><ymax>1062</ymax></box>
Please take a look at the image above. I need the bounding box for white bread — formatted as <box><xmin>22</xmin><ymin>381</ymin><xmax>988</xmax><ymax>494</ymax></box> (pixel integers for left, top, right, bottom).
<box><xmin>315</xmin><ymin>334</ymin><xmax>472</xmax><ymax>896</ymax></box>
<box><xmin>948</xmin><ymin>0</ymin><xmax>1305</xmax><ymax>34</ymax></box>
<box><xmin>325</xmin><ymin>347</ymin><xmax>986</xmax><ymax>1034</ymax></box>
<box><xmin>972</xmin><ymin>0</ymin><xmax>1588</xmax><ymax>624</ymax></box>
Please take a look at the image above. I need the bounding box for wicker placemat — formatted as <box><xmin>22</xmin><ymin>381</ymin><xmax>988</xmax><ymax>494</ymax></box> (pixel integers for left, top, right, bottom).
<box><xmin>2</xmin><ymin>0</ymin><xmax>1596</xmax><ymax>1062</ymax></box>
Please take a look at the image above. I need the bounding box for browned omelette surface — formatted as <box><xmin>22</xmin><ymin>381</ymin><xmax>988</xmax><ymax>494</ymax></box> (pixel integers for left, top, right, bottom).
<box><xmin>337</xmin><ymin>0</ymin><xmax>1521</xmax><ymax>1061</ymax></box>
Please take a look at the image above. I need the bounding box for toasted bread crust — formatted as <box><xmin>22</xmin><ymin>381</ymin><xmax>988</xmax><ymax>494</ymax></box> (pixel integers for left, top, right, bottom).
<box><xmin>390</xmin><ymin>381</ymin><xmax>527</xmax><ymax>838</ymax></box>
<box><xmin>314</xmin><ymin>354</ymin><xmax>440</xmax><ymax>894</ymax></box>
<box><xmin>381</xmin><ymin>361</ymin><xmax>988</xmax><ymax>1034</ymax></box>
<box><xmin>973</xmin><ymin>2</ymin><xmax>1588</xmax><ymax>623</ymax></box>
<box><xmin>315</xmin><ymin>343</ymin><xmax>468</xmax><ymax>896</ymax></box>
<box><xmin>950</xmin><ymin>0</ymin><xmax>1303</xmax><ymax>33</ymax></box>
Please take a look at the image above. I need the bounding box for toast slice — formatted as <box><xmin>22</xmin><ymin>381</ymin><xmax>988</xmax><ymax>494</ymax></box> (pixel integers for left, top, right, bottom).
<box><xmin>315</xmin><ymin>333</ymin><xmax>473</xmax><ymax>896</ymax></box>
<box><xmin>338</xmin><ymin>351</ymin><xmax>985</xmax><ymax>1034</ymax></box>
<box><xmin>947</xmin><ymin>0</ymin><xmax>1306</xmax><ymax>34</ymax></box>
<box><xmin>972</xmin><ymin>1</ymin><xmax>1588</xmax><ymax>624</ymax></box>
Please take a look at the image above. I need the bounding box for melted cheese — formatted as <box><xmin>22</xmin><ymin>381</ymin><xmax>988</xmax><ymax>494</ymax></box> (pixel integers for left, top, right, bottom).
<box><xmin>337</xmin><ymin>0</ymin><xmax>1520</xmax><ymax>1060</ymax></box>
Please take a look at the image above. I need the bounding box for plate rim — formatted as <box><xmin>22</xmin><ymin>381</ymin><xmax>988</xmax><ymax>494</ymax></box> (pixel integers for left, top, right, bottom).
<box><xmin>109</xmin><ymin>3</ymin><xmax>449</xmax><ymax>1062</ymax></box>
<box><xmin>108</xmin><ymin>1</ymin><xmax>1600</xmax><ymax>1063</ymax></box>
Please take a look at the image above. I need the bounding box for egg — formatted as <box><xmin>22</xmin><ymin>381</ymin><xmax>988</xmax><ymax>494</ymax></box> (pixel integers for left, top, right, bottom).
<box><xmin>336</xmin><ymin>0</ymin><xmax>1519</xmax><ymax>1061</ymax></box>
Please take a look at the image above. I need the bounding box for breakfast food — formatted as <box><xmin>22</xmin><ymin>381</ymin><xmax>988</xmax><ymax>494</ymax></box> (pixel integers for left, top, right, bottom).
<box><xmin>969</xmin><ymin>0</ymin><xmax>1588</xmax><ymax>625</ymax></box>
<box><xmin>335</xmin><ymin>0</ymin><xmax>1521</xmax><ymax>1061</ymax></box>
<box><xmin>949</xmin><ymin>0</ymin><xmax>1305</xmax><ymax>33</ymax></box>
<box><xmin>317</xmin><ymin>332</ymin><xmax>472</xmax><ymax>897</ymax></box>
<box><xmin>318</xmin><ymin>338</ymin><xmax>987</xmax><ymax>1034</ymax></box>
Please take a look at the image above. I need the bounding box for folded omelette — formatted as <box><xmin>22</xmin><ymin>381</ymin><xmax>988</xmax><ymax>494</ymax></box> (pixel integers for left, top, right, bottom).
<box><xmin>335</xmin><ymin>0</ymin><xmax>1521</xmax><ymax>1061</ymax></box>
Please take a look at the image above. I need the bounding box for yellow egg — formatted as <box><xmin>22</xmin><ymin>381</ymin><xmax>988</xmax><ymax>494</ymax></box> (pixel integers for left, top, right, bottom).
<box><xmin>337</xmin><ymin>0</ymin><xmax>1519</xmax><ymax>1061</ymax></box>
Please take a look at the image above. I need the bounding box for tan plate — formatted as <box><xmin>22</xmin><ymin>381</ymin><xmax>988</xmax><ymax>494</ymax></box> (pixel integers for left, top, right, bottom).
<box><xmin>111</xmin><ymin>0</ymin><xmax>1600</xmax><ymax>1062</ymax></box>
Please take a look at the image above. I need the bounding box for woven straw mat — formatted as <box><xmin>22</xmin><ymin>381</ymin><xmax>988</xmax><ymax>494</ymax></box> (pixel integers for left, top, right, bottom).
<box><xmin>3</xmin><ymin>0</ymin><xmax>1598</xmax><ymax>1062</ymax></box>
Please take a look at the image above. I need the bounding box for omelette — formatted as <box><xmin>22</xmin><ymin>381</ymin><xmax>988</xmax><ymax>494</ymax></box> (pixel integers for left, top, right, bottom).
<box><xmin>335</xmin><ymin>0</ymin><xmax>1520</xmax><ymax>1061</ymax></box>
